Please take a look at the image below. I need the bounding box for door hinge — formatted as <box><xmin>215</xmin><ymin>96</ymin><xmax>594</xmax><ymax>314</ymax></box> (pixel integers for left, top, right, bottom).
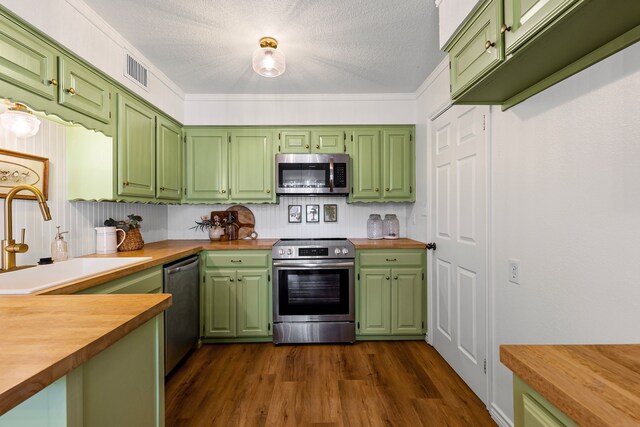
<box><xmin>351</xmin><ymin>187</ymin><xmax>354</xmax><ymax>193</ymax></box>
<box><xmin>482</xmin><ymin>114</ymin><xmax>486</xmax><ymax>131</ymax></box>
<box><xmin>410</xmin><ymin>186</ymin><xmax>412</xmax><ymax>193</ymax></box>
<box><xmin>357</xmin><ymin>273</ymin><xmax>360</xmax><ymax>281</ymax></box>
<box><xmin>228</xmin><ymin>135</ymin><xmax>231</xmax><ymax>143</ymax></box>
<box><xmin>422</xmin><ymin>321</ymin><xmax>424</xmax><ymax>329</ymax></box>
<box><xmin>343</xmin><ymin>145</ymin><xmax>346</xmax><ymax>153</ymax></box>
<box><xmin>202</xmin><ymin>274</ymin><xmax>205</xmax><ymax>283</ymax></box>
<box><xmin>109</xmin><ymin>111</ymin><xmax>111</xmax><ymax>119</ymax></box>
<box><xmin>183</xmin><ymin>135</ymin><xmax>187</xmax><ymax>143</ymax></box>
<box><xmin>268</xmin><ymin>322</ymin><xmax>271</xmax><ymax>331</ymax></box>
<box><xmin>184</xmin><ymin>188</ymin><xmax>187</xmax><ymax>195</ymax></box>
<box><xmin>343</xmin><ymin>131</ymin><xmax>346</xmax><ymax>140</ymax></box>
<box><xmin>410</xmin><ymin>134</ymin><xmax>412</xmax><ymax>142</ymax></box>
<box><xmin>483</xmin><ymin>359</ymin><xmax>487</xmax><ymax>374</ymax></box>
<box><xmin>278</xmin><ymin>145</ymin><xmax>281</xmax><ymax>152</ymax></box>
<box><xmin>422</xmin><ymin>272</ymin><xmax>424</xmax><ymax>280</ymax></box>
<box><xmin>278</xmin><ymin>132</ymin><xmax>281</xmax><ymax>140</ymax></box>
<box><xmin>351</xmin><ymin>134</ymin><xmax>353</xmax><ymax>142</ymax></box>
<box><xmin>268</xmin><ymin>274</ymin><xmax>271</xmax><ymax>282</ymax></box>
<box><xmin>357</xmin><ymin>321</ymin><xmax>360</xmax><ymax>330</ymax></box>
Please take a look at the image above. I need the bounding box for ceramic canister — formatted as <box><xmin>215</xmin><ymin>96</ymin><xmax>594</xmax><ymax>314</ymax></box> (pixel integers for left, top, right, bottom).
<box><xmin>95</xmin><ymin>226</ymin><xmax>126</xmax><ymax>254</ymax></box>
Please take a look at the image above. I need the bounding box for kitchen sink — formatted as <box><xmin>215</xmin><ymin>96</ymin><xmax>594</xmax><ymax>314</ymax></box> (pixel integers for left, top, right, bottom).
<box><xmin>0</xmin><ymin>257</ymin><xmax>152</xmax><ymax>294</ymax></box>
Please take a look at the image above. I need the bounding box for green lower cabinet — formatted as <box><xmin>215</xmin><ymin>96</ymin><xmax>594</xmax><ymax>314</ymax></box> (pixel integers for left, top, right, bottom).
<box><xmin>514</xmin><ymin>376</ymin><xmax>577</xmax><ymax>427</ymax></box>
<box><xmin>236</xmin><ymin>269</ymin><xmax>269</xmax><ymax>337</ymax></box>
<box><xmin>357</xmin><ymin>249</ymin><xmax>426</xmax><ymax>339</ymax></box>
<box><xmin>0</xmin><ymin>314</ymin><xmax>164</xmax><ymax>427</ymax></box>
<box><xmin>203</xmin><ymin>269</ymin><xmax>236</xmax><ymax>337</ymax></box>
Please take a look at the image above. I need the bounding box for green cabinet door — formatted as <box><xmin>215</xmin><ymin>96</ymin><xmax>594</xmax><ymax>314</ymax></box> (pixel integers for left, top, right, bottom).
<box><xmin>279</xmin><ymin>130</ymin><xmax>311</xmax><ymax>153</ymax></box>
<box><xmin>203</xmin><ymin>270</ymin><xmax>236</xmax><ymax>338</ymax></box>
<box><xmin>0</xmin><ymin>16</ymin><xmax>57</xmax><ymax>100</ymax></box>
<box><xmin>382</xmin><ymin>128</ymin><xmax>413</xmax><ymax>201</ymax></box>
<box><xmin>450</xmin><ymin>0</ymin><xmax>503</xmax><ymax>98</ymax></box>
<box><xmin>185</xmin><ymin>129</ymin><xmax>229</xmax><ymax>202</ymax></box>
<box><xmin>230</xmin><ymin>129</ymin><xmax>274</xmax><ymax>202</ymax></box>
<box><xmin>311</xmin><ymin>128</ymin><xmax>346</xmax><ymax>153</ymax></box>
<box><xmin>359</xmin><ymin>268</ymin><xmax>391</xmax><ymax>335</ymax></box>
<box><xmin>391</xmin><ymin>268</ymin><xmax>423</xmax><ymax>335</ymax></box>
<box><xmin>236</xmin><ymin>269</ymin><xmax>269</xmax><ymax>337</ymax></box>
<box><xmin>117</xmin><ymin>93</ymin><xmax>156</xmax><ymax>198</ymax></box>
<box><xmin>156</xmin><ymin>116</ymin><xmax>182</xmax><ymax>200</ymax></box>
<box><xmin>350</xmin><ymin>129</ymin><xmax>381</xmax><ymax>201</ymax></box>
<box><xmin>58</xmin><ymin>55</ymin><xmax>112</xmax><ymax>123</ymax></box>
<box><xmin>504</xmin><ymin>0</ymin><xmax>577</xmax><ymax>55</ymax></box>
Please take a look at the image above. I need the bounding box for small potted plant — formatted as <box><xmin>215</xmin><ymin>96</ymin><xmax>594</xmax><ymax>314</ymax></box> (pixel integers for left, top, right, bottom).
<box><xmin>191</xmin><ymin>214</ymin><xmax>227</xmax><ymax>241</ymax></box>
<box><xmin>104</xmin><ymin>214</ymin><xmax>144</xmax><ymax>251</ymax></box>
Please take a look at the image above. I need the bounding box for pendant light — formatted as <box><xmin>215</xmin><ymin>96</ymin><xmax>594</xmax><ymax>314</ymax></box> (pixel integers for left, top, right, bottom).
<box><xmin>252</xmin><ymin>37</ymin><xmax>286</xmax><ymax>78</ymax></box>
<box><xmin>0</xmin><ymin>102</ymin><xmax>41</xmax><ymax>138</ymax></box>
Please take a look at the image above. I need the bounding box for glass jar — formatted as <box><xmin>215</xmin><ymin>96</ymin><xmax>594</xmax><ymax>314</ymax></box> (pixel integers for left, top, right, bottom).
<box><xmin>367</xmin><ymin>214</ymin><xmax>383</xmax><ymax>240</ymax></box>
<box><xmin>383</xmin><ymin>214</ymin><xmax>400</xmax><ymax>239</ymax></box>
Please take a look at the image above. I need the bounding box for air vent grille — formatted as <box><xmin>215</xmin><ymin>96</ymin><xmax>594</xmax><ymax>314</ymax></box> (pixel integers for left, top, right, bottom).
<box><xmin>124</xmin><ymin>52</ymin><xmax>148</xmax><ymax>90</ymax></box>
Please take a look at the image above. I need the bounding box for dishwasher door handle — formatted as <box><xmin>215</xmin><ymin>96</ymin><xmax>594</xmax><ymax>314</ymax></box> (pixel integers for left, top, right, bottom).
<box><xmin>166</xmin><ymin>258</ymin><xmax>199</xmax><ymax>275</ymax></box>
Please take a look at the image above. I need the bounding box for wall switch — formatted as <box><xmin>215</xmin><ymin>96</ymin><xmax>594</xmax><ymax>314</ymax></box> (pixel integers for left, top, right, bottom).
<box><xmin>508</xmin><ymin>259</ymin><xmax>520</xmax><ymax>284</ymax></box>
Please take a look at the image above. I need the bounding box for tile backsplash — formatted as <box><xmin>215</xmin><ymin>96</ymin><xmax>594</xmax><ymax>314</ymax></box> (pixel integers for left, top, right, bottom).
<box><xmin>0</xmin><ymin>118</ymin><xmax>168</xmax><ymax>266</ymax></box>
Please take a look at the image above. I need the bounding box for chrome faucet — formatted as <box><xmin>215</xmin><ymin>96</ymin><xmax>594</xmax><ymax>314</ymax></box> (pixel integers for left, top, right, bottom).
<box><xmin>2</xmin><ymin>184</ymin><xmax>52</xmax><ymax>272</ymax></box>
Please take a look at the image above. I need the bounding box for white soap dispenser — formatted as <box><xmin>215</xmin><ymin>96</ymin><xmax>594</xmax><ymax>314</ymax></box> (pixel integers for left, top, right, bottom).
<box><xmin>51</xmin><ymin>226</ymin><xmax>69</xmax><ymax>262</ymax></box>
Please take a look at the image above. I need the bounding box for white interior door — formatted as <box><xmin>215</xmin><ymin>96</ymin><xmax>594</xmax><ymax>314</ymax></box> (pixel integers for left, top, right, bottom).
<box><xmin>431</xmin><ymin>105</ymin><xmax>488</xmax><ymax>403</ymax></box>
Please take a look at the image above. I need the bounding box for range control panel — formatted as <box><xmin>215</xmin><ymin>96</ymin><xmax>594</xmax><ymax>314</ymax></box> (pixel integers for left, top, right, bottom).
<box><xmin>272</xmin><ymin>239</ymin><xmax>355</xmax><ymax>260</ymax></box>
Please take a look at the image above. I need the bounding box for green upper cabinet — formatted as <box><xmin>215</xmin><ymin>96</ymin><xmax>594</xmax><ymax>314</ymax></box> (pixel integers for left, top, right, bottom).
<box><xmin>350</xmin><ymin>128</ymin><xmax>381</xmax><ymax>202</ymax></box>
<box><xmin>349</xmin><ymin>127</ymin><xmax>414</xmax><ymax>203</ymax></box>
<box><xmin>155</xmin><ymin>116</ymin><xmax>182</xmax><ymax>201</ymax></box>
<box><xmin>446</xmin><ymin>0</ymin><xmax>640</xmax><ymax>109</ymax></box>
<box><xmin>117</xmin><ymin>93</ymin><xmax>156</xmax><ymax>198</ymax></box>
<box><xmin>230</xmin><ymin>129</ymin><xmax>275</xmax><ymax>203</ymax></box>
<box><xmin>58</xmin><ymin>55</ymin><xmax>112</xmax><ymax>124</ymax></box>
<box><xmin>382</xmin><ymin>128</ymin><xmax>413</xmax><ymax>200</ymax></box>
<box><xmin>185</xmin><ymin>128</ymin><xmax>229</xmax><ymax>202</ymax></box>
<box><xmin>0</xmin><ymin>15</ymin><xmax>57</xmax><ymax>101</ymax></box>
<box><xmin>503</xmin><ymin>0</ymin><xmax>577</xmax><ymax>55</ymax></box>
<box><xmin>279</xmin><ymin>129</ymin><xmax>311</xmax><ymax>153</ymax></box>
<box><xmin>449</xmin><ymin>0</ymin><xmax>503</xmax><ymax>98</ymax></box>
<box><xmin>312</xmin><ymin>128</ymin><xmax>346</xmax><ymax>153</ymax></box>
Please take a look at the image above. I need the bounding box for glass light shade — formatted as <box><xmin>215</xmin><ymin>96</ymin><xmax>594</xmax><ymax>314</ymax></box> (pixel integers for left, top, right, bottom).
<box><xmin>252</xmin><ymin>47</ymin><xmax>286</xmax><ymax>78</ymax></box>
<box><xmin>0</xmin><ymin>106</ymin><xmax>41</xmax><ymax>138</ymax></box>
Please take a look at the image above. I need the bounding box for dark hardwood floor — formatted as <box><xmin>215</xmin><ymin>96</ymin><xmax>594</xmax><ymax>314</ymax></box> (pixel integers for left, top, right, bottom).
<box><xmin>165</xmin><ymin>341</ymin><xmax>496</xmax><ymax>426</ymax></box>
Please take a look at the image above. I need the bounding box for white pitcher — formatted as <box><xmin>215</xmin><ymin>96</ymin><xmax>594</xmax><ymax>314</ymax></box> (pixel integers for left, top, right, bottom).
<box><xmin>95</xmin><ymin>226</ymin><xmax>126</xmax><ymax>254</ymax></box>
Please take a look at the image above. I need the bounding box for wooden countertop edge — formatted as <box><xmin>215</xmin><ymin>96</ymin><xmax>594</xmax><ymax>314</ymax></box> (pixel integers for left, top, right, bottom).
<box><xmin>500</xmin><ymin>345</ymin><xmax>640</xmax><ymax>427</ymax></box>
<box><xmin>0</xmin><ymin>294</ymin><xmax>171</xmax><ymax>416</ymax></box>
<box><xmin>37</xmin><ymin>238</ymin><xmax>425</xmax><ymax>295</ymax></box>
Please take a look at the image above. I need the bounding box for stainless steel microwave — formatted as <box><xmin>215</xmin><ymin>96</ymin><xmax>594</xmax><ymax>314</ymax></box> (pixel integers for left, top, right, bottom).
<box><xmin>276</xmin><ymin>153</ymin><xmax>350</xmax><ymax>196</ymax></box>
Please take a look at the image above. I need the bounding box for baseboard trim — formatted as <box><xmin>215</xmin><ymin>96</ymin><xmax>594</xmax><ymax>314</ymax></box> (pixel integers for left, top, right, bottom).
<box><xmin>490</xmin><ymin>403</ymin><xmax>513</xmax><ymax>427</ymax></box>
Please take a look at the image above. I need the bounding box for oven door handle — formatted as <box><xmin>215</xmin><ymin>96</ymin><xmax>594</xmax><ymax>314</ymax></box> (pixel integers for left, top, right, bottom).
<box><xmin>273</xmin><ymin>261</ymin><xmax>354</xmax><ymax>268</ymax></box>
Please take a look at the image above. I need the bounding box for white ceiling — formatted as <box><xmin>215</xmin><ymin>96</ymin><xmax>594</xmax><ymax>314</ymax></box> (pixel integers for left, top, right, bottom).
<box><xmin>81</xmin><ymin>0</ymin><xmax>444</xmax><ymax>94</ymax></box>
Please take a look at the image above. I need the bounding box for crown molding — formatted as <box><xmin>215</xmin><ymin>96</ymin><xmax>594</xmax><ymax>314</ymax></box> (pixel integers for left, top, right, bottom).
<box><xmin>184</xmin><ymin>92</ymin><xmax>418</xmax><ymax>102</ymax></box>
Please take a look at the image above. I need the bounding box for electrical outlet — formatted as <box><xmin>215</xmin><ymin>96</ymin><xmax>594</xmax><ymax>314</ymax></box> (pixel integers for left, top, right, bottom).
<box><xmin>508</xmin><ymin>259</ymin><xmax>520</xmax><ymax>284</ymax></box>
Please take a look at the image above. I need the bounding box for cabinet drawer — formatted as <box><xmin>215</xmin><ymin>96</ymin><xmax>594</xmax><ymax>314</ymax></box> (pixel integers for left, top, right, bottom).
<box><xmin>205</xmin><ymin>251</ymin><xmax>269</xmax><ymax>268</ymax></box>
<box><xmin>78</xmin><ymin>266</ymin><xmax>162</xmax><ymax>294</ymax></box>
<box><xmin>359</xmin><ymin>251</ymin><xmax>423</xmax><ymax>267</ymax></box>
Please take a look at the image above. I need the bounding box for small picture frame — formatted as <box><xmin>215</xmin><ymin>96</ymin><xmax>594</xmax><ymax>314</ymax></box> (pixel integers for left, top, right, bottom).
<box><xmin>288</xmin><ymin>205</ymin><xmax>302</xmax><ymax>223</ymax></box>
<box><xmin>306</xmin><ymin>204</ymin><xmax>320</xmax><ymax>223</ymax></box>
<box><xmin>0</xmin><ymin>148</ymin><xmax>49</xmax><ymax>200</ymax></box>
<box><xmin>323</xmin><ymin>204</ymin><xmax>338</xmax><ymax>222</ymax></box>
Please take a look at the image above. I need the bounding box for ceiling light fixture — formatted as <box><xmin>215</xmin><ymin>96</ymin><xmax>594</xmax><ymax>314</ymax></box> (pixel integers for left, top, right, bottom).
<box><xmin>0</xmin><ymin>102</ymin><xmax>41</xmax><ymax>138</ymax></box>
<box><xmin>252</xmin><ymin>37</ymin><xmax>286</xmax><ymax>78</ymax></box>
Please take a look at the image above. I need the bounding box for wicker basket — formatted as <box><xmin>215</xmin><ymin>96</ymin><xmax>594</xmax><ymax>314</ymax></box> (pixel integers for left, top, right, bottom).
<box><xmin>118</xmin><ymin>227</ymin><xmax>144</xmax><ymax>252</ymax></box>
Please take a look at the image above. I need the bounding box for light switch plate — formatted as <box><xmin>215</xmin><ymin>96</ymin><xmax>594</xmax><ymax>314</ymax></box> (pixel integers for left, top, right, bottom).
<box><xmin>508</xmin><ymin>259</ymin><xmax>520</xmax><ymax>284</ymax></box>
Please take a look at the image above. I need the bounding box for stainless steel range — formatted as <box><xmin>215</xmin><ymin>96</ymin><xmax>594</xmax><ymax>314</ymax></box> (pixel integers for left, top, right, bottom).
<box><xmin>272</xmin><ymin>238</ymin><xmax>356</xmax><ymax>344</ymax></box>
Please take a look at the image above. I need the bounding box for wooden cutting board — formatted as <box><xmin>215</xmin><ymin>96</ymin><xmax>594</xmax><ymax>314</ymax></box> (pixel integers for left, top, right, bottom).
<box><xmin>226</xmin><ymin>205</ymin><xmax>256</xmax><ymax>239</ymax></box>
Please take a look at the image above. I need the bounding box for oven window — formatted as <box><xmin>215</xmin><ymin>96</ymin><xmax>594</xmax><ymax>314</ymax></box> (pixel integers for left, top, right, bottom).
<box><xmin>278</xmin><ymin>268</ymin><xmax>350</xmax><ymax>315</ymax></box>
<box><xmin>279</xmin><ymin>163</ymin><xmax>329</xmax><ymax>188</ymax></box>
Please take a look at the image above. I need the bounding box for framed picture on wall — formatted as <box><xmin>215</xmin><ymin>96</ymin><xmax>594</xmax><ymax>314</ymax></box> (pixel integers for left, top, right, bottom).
<box><xmin>306</xmin><ymin>204</ymin><xmax>320</xmax><ymax>223</ymax></box>
<box><xmin>323</xmin><ymin>204</ymin><xmax>337</xmax><ymax>222</ymax></box>
<box><xmin>288</xmin><ymin>205</ymin><xmax>302</xmax><ymax>223</ymax></box>
<box><xmin>0</xmin><ymin>148</ymin><xmax>49</xmax><ymax>200</ymax></box>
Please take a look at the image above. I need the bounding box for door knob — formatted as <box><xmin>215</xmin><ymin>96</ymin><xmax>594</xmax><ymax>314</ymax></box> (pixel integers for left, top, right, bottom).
<box><xmin>426</xmin><ymin>242</ymin><xmax>437</xmax><ymax>250</ymax></box>
<box><xmin>484</xmin><ymin>40</ymin><xmax>495</xmax><ymax>49</ymax></box>
<box><xmin>500</xmin><ymin>24</ymin><xmax>512</xmax><ymax>34</ymax></box>
<box><xmin>49</xmin><ymin>78</ymin><xmax>58</xmax><ymax>86</ymax></box>
<box><xmin>67</xmin><ymin>87</ymin><xmax>76</xmax><ymax>95</ymax></box>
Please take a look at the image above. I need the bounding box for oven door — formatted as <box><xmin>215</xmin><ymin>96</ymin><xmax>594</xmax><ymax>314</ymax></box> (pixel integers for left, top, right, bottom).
<box><xmin>273</xmin><ymin>259</ymin><xmax>355</xmax><ymax>323</ymax></box>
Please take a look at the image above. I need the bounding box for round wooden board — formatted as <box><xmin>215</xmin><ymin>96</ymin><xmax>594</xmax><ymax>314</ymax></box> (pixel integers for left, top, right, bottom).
<box><xmin>226</xmin><ymin>205</ymin><xmax>256</xmax><ymax>239</ymax></box>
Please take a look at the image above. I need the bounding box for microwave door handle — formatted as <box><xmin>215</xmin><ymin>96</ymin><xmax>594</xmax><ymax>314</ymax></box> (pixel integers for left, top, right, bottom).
<box><xmin>329</xmin><ymin>158</ymin><xmax>334</xmax><ymax>192</ymax></box>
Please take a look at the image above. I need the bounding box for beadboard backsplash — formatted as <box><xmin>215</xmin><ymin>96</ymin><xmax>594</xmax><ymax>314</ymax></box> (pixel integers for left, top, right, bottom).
<box><xmin>0</xmin><ymin>117</ymin><xmax>168</xmax><ymax>265</ymax></box>
<box><xmin>168</xmin><ymin>198</ymin><xmax>409</xmax><ymax>240</ymax></box>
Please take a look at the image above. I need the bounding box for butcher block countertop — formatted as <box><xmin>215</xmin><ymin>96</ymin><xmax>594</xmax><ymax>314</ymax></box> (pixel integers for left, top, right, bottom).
<box><xmin>501</xmin><ymin>344</ymin><xmax>640</xmax><ymax>426</ymax></box>
<box><xmin>350</xmin><ymin>238</ymin><xmax>426</xmax><ymax>249</ymax></box>
<box><xmin>0</xmin><ymin>294</ymin><xmax>171</xmax><ymax>416</ymax></box>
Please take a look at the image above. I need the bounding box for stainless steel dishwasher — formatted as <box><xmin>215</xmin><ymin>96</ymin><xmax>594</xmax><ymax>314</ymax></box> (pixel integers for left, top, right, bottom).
<box><xmin>163</xmin><ymin>255</ymin><xmax>200</xmax><ymax>375</ymax></box>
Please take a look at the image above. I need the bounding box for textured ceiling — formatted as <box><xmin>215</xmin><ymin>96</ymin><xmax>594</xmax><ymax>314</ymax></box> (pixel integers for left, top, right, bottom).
<box><xmin>82</xmin><ymin>0</ymin><xmax>444</xmax><ymax>94</ymax></box>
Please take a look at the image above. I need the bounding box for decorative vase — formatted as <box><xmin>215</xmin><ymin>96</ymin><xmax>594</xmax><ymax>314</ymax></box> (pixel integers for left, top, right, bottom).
<box><xmin>208</xmin><ymin>226</ymin><xmax>224</xmax><ymax>241</ymax></box>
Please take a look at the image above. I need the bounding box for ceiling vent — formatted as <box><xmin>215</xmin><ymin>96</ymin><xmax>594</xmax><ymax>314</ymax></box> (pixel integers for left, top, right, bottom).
<box><xmin>123</xmin><ymin>52</ymin><xmax>149</xmax><ymax>90</ymax></box>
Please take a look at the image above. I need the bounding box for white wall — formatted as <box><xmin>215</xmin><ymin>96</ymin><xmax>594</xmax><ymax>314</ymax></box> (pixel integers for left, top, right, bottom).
<box><xmin>0</xmin><ymin>0</ymin><xmax>185</xmax><ymax>121</ymax></box>
<box><xmin>0</xmin><ymin>117</ymin><xmax>168</xmax><ymax>265</ymax></box>
<box><xmin>490</xmin><ymin>43</ymin><xmax>640</xmax><ymax>421</ymax></box>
